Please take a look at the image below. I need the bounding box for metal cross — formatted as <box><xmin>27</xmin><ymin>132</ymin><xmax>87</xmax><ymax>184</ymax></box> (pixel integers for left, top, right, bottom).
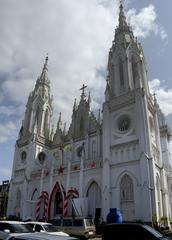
<box><xmin>80</xmin><ymin>84</ymin><xmax>87</xmax><ymax>96</ymax></box>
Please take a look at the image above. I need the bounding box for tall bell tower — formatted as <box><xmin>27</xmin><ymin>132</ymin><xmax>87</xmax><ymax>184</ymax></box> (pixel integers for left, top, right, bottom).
<box><xmin>102</xmin><ymin>2</ymin><xmax>170</xmax><ymax>222</ymax></box>
<box><xmin>20</xmin><ymin>55</ymin><xmax>53</xmax><ymax>140</ymax></box>
<box><xmin>7</xmin><ymin>56</ymin><xmax>53</xmax><ymax>219</ymax></box>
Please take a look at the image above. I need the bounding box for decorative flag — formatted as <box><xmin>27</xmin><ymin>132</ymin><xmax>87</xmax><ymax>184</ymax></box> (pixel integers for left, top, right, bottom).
<box><xmin>90</xmin><ymin>160</ymin><xmax>96</xmax><ymax>168</ymax></box>
<box><xmin>58</xmin><ymin>165</ymin><xmax>65</xmax><ymax>174</ymax></box>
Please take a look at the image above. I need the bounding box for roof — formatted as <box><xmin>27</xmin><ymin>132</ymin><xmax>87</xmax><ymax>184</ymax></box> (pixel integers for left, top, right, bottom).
<box><xmin>10</xmin><ymin>232</ymin><xmax>78</xmax><ymax>240</ymax></box>
<box><xmin>26</xmin><ymin>222</ymin><xmax>51</xmax><ymax>225</ymax></box>
<box><xmin>0</xmin><ymin>221</ymin><xmax>26</xmax><ymax>224</ymax></box>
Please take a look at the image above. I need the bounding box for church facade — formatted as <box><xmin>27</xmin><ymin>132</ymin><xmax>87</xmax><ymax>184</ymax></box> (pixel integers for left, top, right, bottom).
<box><xmin>7</xmin><ymin>3</ymin><xmax>172</xmax><ymax>224</ymax></box>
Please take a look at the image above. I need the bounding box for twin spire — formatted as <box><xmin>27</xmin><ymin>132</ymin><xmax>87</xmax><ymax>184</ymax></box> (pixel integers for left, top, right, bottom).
<box><xmin>118</xmin><ymin>0</ymin><xmax>127</xmax><ymax>28</ymax></box>
<box><xmin>39</xmin><ymin>54</ymin><xmax>49</xmax><ymax>86</ymax></box>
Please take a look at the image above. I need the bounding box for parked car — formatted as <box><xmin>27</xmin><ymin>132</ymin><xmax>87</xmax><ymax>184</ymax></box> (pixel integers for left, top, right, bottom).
<box><xmin>6</xmin><ymin>232</ymin><xmax>79</xmax><ymax>240</ymax></box>
<box><xmin>0</xmin><ymin>221</ymin><xmax>34</xmax><ymax>234</ymax></box>
<box><xmin>52</xmin><ymin>217</ymin><xmax>96</xmax><ymax>238</ymax></box>
<box><xmin>163</xmin><ymin>229</ymin><xmax>172</xmax><ymax>239</ymax></box>
<box><xmin>26</xmin><ymin>222</ymin><xmax>69</xmax><ymax>236</ymax></box>
<box><xmin>0</xmin><ymin>230</ymin><xmax>9</xmax><ymax>240</ymax></box>
<box><xmin>102</xmin><ymin>223</ymin><xmax>170</xmax><ymax>240</ymax></box>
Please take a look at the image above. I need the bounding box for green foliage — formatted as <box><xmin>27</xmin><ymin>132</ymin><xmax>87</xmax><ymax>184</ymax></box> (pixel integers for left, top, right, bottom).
<box><xmin>152</xmin><ymin>213</ymin><xmax>157</xmax><ymax>224</ymax></box>
<box><xmin>160</xmin><ymin>216</ymin><xmax>168</xmax><ymax>227</ymax></box>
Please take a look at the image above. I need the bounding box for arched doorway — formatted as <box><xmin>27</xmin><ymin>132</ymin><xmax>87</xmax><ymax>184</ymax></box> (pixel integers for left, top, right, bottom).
<box><xmin>120</xmin><ymin>174</ymin><xmax>135</xmax><ymax>221</ymax></box>
<box><xmin>30</xmin><ymin>188</ymin><xmax>39</xmax><ymax>220</ymax></box>
<box><xmin>15</xmin><ymin>189</ymin><xmax>21</xmax><ymax>219</ymax></box>
<box><xmin>87</xmin><ymin>181</ymin><xmax>101</xmax><ymax>218</ymax></box>
<box><xmin>48</xmin><ymin>182</ymin><xmax>66</xmax><ymax>220</ymax></box>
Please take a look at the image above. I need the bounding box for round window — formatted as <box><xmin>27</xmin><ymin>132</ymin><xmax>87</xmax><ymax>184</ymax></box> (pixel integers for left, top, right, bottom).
<box><xmin>118</xmin><ymin>115</ymin><xmax>131</xmax><ymax>132</ymax></box>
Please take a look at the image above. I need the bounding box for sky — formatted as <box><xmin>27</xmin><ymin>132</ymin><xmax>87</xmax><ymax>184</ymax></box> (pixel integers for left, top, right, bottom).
<box><xmin>0</xmin><ymin>0</ymin><xmax>172</xmax><ymax>183</ymax></box>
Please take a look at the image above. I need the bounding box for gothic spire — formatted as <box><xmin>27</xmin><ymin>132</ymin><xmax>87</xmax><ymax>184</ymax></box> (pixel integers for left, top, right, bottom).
<box><xmin>115</xmin><ymin>0</ymin><xmax>133</xmax><ymax>37</ymax></box>
<box><xmin>40</xmin><ymin>54</ymin><xmax>49</xmax><ymax>85</ymax></box>
<box><xmin>57</xmin><ymin>112</ymin><xmax>62</xmax><ymax>130</ymax></box>
<box><xmin>118</xmin><ymin>1</ymin><xmax>127</xmax><ymax>28</ymax></box>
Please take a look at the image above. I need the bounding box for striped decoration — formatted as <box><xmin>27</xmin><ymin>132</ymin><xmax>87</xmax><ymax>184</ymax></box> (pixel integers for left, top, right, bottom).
<box><xmin>63</xmin><ymin>187</ymin><xmax>79</xmax><ymax>217</ymax></box>
<box><xmin>36</xmin><ymin>191</ymin><xmax>49</xmax><ymax>221</ymax></box>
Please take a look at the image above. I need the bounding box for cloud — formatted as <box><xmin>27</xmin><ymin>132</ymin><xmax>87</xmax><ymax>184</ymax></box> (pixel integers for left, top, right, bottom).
<box><xmin>0</xmin><ymin>122</ymin><xmax>17</xmax><ymax>143</ymax></box>
<box><xmin>149</xmin><ymin>79</ymin><xmax>172</xmax><ymax>116</ymax></box>
<box><xmin>0</xmin><ymin>0</ymin><xmax>168</xmax><ymax>131</ymax></box>
<box><xmin>127</xmin><ymin>4</ymin><xmax>167</xmax><ymax>40</ymax></box>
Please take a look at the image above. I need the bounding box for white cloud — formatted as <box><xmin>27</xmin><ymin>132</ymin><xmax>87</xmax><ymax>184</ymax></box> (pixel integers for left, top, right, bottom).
<box><xmin>0</xmin><ymin>105</ymin><xmax>22</xmax><ymax>117</ymax></box>
<box><xmin>0</xmin><ymin>122</ymin><xmax>17</xmax><ymax>143</ymax></box>
<box><xmin>127</xmin><ymin>4</ymin><xmax>167</xmax><ymax>40</ymax></box>
<box><xmin>149</xmin><ymin>79</ymin><xmax>172</xmax><ymax>116</ymax></box>
<box><xmin>0</xmin><ymin>1</ymin><xmax>168</xmax><ymax>130</ymax></box>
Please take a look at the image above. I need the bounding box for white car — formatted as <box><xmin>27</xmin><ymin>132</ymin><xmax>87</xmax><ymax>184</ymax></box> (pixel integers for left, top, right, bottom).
<box><xmin>6</xmin><ymin>232</ymin><xmax>78</xmax><ymax>240</ymax></box>
<box><xmin>0</xmin><ymin>221</ymin><xmax>34</xmax><ymax>240</ymax></box>
<box><xmin>0</xmin><ymin>221</ymin><xmax>34</xmax><ymax>234</ymax></box>
<box><xmin>26</xmin><ymin>222</ymin><xmax>69</xmax><ymax>237</ymax></box>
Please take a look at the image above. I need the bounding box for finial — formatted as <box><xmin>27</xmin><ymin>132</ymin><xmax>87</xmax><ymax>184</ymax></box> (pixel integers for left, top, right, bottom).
<box><xmin>88</xmin><ymin>91</ymin><xmax>91</xmax><ymax>105</ymax></box>
<box><xmin>57</xmin><ymin>112</ymin><xmax>62</xmax><ymax>130</ymax></box>
<box><xmin>44</xmin><ymin>53</ymin><xmax>48</xmax><ymax>68</ymax></box>
<box><xmin>73</xmin><ymin>98</ymin><xmax>77</xmax><ymax>111</ymax></box>
<box><xmin>80</xmin><ymin>84</ymin><xmax>87</xmax><ymax>99</ymax></box>
<box><xmin>120</xmin><ymin>0</ymin><xmax>124</xmax><ymax>10</ymax></box>
<box><xmin>153</xmin><ymin>92</ymin><xmax>158</xmax><ymax>105</ymax></box>
<box><xmin>118</xmin><ymin>0</ymin><xmax>127</xmax><ymax>28</ymax></box>
<box><xmin>63</xmin><ymin>122</ymin><xmax>66</xmax><ymax>135</ymax></box>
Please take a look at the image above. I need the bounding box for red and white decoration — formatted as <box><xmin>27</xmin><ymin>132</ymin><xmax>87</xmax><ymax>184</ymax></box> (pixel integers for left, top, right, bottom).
<box><xmin>63</xmin><ymin>187</ymin><xmax>79</xmax><ymax>217</ymax></box>
<box><xmin>36</xmin><ymin>191</ymin><xmax>49</xmax><ymax>221</ymax></box>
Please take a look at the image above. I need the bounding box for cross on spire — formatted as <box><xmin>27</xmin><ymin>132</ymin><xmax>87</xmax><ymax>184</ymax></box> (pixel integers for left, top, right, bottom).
<box><xmin>45</xmin><ymin>53</ymin><xmax>48</xmax><ymax>66</ymax></box>
<box><xmin>80</xmin><ymin>84</ymin><xmax>87</xmax><ymax>98</ymax></box>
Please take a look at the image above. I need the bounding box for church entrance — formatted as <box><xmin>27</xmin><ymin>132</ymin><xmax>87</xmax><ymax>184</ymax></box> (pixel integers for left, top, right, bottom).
<box><xmin>54</xmin><ymin>192</ymin><xmax>63</xmax><ymax>216</ymax></box>
<box><xmin>48</xmin><ymin>181</ymin><xmax>65</xmax><ymax>220</ymax></box>
<box><xmin>15</xmin><ymin>189</ymin><xmax>21</xmax><ymax>219</ymax></box>
<box><xmin>87</xmin><ymin>181</ymin><xmax>101</xmax><ymax>218</ymax></box>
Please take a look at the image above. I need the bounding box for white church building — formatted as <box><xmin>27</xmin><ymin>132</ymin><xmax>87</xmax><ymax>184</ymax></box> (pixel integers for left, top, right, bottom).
<box><xmin>7</xmin><ymin>3</ymin><xmax>172</xmax><ymax>224</ymax></box>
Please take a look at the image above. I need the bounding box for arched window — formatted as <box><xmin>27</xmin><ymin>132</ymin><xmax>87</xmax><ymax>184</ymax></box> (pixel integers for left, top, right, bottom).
<box><xmin>87</xmin><ymin>182</ymin><xmax>101</xmax><ymax>217</ymax></box>
<box><xmin>36</xmin><ymin>106</ymin><xmax>40</xmax><ymax>124</ymax></box>
<box><xmin>119</xmin><ymin>59</ymin><xmax>124</xmax><ymax>87</ymax></box>
<box><xmin>30</xmin><ymin>189</ymin><xmax>39</xmax><ymax>220</ymax></box>
<box><xmin>80</xmin><ymin>117</ymin><xmax>84</xmax><ymax>134</ymax></box>
<box><xmin>15</xmin><ymin>189</ymin><xmax>21</xmax><ymax>218</ymax></box>
<box><xmin>44</xmin><ymin>109</ymin><xmax>49</xmax><ymax>130</ymax></box>
<box><xmin>120</xmin><ymin>174</ymin><xmax>135</xmax><ymax>221</ymax></box>
<box><xmin>120</xmin><ymin>174</ymin><xmax>134</xmax><ymax>201</ymax></box>
<box><xmin>131</xmin><ymin>56</ymin><xmax>139</xmax><ymax>87</ymax></box>
<box><xmin>31</xmin><ymin>189</ymin><xmax>39</xmax><ymax>201</ymax></box>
